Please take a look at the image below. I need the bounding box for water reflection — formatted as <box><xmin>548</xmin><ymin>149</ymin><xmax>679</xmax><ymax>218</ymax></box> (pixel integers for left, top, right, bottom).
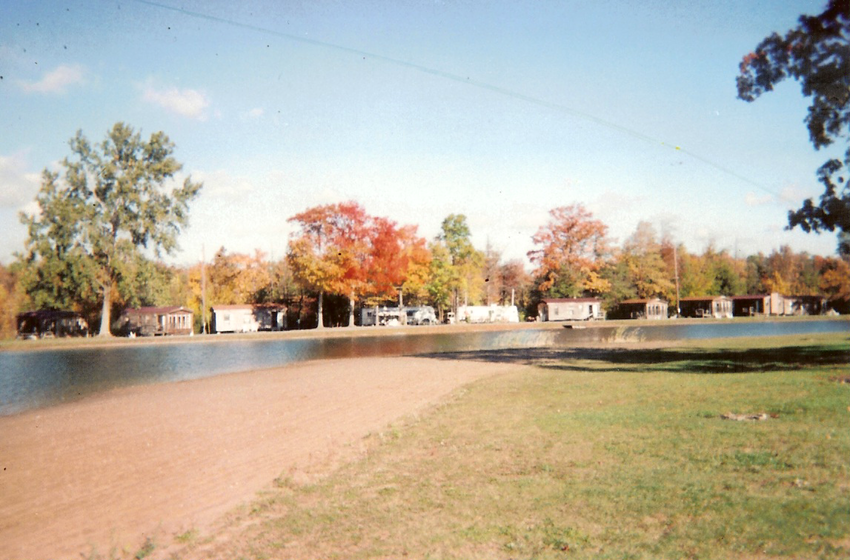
<box><xmin>1</xmin><ymin>319</ymin><xmax>847</xmax><ymax>415</ymax></box>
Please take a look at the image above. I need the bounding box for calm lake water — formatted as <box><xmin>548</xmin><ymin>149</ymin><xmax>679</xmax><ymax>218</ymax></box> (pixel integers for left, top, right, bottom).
<box><xmin>1</xmin><ymin>319</ymin><xmax>847</xmax><ymax>416</ymax></box>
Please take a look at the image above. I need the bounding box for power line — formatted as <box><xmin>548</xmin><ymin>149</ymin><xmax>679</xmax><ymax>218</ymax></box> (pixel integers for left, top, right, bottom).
<box><xmin>130</xmin><ymin>0</ymin><xmax>780</xmax><ymax>197</ymax></box>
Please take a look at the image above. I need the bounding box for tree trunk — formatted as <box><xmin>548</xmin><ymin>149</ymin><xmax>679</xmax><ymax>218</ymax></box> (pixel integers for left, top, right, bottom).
<box><xmin>98</xmin><ymin>282</ymin><xmax>113</xmax><ymax>337</ymax></box>
<box><xmin>316</xmin><ymin>291</ymin><xmax>324</xmax><ymax>329</ymax></box>
<box><xmin>348</xmin><ymin>293</ymin><xmax>356</xmax><ymax>327</ymax></box>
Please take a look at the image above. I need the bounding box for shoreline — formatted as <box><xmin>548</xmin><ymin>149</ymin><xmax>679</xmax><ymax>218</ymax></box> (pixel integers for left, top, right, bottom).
<box><xmin>1</xmin><ymin>314</ymin><xmax>843</xmax><ymax>354</ymax></box>
<box><xmin>0</xmin><ymin>355</ymin><xmax>524</xmax><ymax>560</ymax></box>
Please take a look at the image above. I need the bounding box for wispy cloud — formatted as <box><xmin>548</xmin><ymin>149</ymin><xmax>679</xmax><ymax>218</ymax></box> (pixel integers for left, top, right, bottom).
<box><xmin>18</xmin><ymin>64</ymin><xmax>85</xmax><ymax>94</ymax></box>
<box><xmin>142</xmin><ymin>84</ymin><xmax>211</xmax><ymax>120</ymax></box>
<box><xmin>779</xmin><ymin>185</ymin><xmax>809</xmax><ymax>207</ymax></box>
<box><xmin>0</xmin><ymin>151</ymin><xmax>41</xmax><ymax>208</ymax></box>
<box><xmin>192</xmin><ymin>169</ymin><xmax>254</xmax><ymax>198</ymax></box>
<box><xmin>745</xmin><ymin>191</ymin><xmax>774</xmax><ymax>206</ymax></box>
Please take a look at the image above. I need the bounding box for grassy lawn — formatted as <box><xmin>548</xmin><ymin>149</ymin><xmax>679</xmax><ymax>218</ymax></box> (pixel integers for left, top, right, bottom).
<box><xmin>184</xmin><ymin>334</ymin><xmax>849</xmax><ymax>560</ymax></box>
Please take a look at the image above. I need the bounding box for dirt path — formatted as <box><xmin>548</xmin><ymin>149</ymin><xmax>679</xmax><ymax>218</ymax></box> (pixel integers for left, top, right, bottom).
<box><xmin>0</xmin><ymin>356</ymin><xmax>517</xmax><ymax>560</ymax></box>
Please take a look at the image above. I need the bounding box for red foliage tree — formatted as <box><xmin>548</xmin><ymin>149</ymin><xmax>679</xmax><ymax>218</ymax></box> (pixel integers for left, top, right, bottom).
<box><xmin>528</xmin><ymin>204</ymin><xmax>611</xmax><ymax>296</ymax></box>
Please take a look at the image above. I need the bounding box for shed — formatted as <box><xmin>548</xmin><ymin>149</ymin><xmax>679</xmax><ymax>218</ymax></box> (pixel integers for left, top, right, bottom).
<box><xmin>210</xmin><ymin>304</ymin><xmax>286</xmax><ymax>333</ymax></box>
<box><xmin>537</xmin><ymin>298</ymin><xmax>602</xmax><ymax>322</ymax></box>
<box><xmin>679</xmin><ymin>296</ymin><xmax>733</xmax><ymax>319</ymax></box>
<box><xmin>121</xmin><ymin>306</ymin><xmax>194</xmax><ymax>336</ymax></box>
<box><xmin>782</xmin><ymin>294</ymin><xmax>827</xmax><ymax>316</ymax></box>
<box><xmin>16</xmin><ymin>310</ymin><xmax>89</xmax><ymax>339</ymax></box>
<box><xmin>732</xmin><ymin>294</ymin><xmax>771</xmax><ymax>317</ymax></box>
<box><xmin>612</xmin><ymin>298</ymin><xmax>668</xmax><ymax>320</ymax></box>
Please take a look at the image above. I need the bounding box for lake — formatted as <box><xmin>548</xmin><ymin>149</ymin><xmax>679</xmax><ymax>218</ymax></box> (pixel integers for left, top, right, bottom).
<box><xmin>1</xmin><ymin>319</ymin><xmax>847</xmax><ymax>416</ymax></box>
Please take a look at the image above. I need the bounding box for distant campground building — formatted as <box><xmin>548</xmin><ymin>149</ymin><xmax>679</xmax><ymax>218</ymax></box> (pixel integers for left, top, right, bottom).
<box><xmin>13</xmin><ymin>291</ymin><xmax>836</xmax><ymax>339</ymax></box>
<box><xmin>16</xmin><ymin>310</ymin><xmax>89</xmax><ymax>339</ymax></box>
<box><xmin>537</xmin><ymin>298</ymin><xmax>603</xmax><ymax>322</ymax></box>
<box><xmin>210</xmin><ymin>304</ymin><xmax>286</xmax><ymax>333</ymax></box>
<box><xmin>538</xmin><ymin>293</ymin><xmax>831</xmax><ymax>322</ymax></box>
<box><xmin>120</xmin><ymin>306</ymin><xmax>194</xmax><ymax>337</ymax></box>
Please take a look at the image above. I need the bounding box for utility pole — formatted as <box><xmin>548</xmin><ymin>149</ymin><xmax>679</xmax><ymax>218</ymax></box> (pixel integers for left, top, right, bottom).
<box><xmin>673</xmin><ymin>243</ymin><xmax>681</xmax><ymax>317</ymax></box>
<box><xmin>201</xmin><ymin>244</ymin><xmax>207</xmax><ymax>334</ymax></box>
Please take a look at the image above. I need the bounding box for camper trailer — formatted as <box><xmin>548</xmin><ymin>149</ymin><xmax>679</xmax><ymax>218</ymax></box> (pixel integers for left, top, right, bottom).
<box><xmin>210</xmin><ymin>304</ymin><xmax>286</xmax><ymax>333</ymax></box>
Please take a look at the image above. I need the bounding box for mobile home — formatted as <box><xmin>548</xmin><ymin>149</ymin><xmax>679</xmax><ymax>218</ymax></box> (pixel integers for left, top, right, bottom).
<box><xmin>210</xmin><ymin>304</ymin><xmax>286</xmax><ymax>333</ymax></box>
<box><xmin>120</xmin><ymin>306</ymin><xmax>194</xmax><ymax>336</ymax></box>
<box><xmin>537</xmin><ymin>298</ymin><xmax>602</xmax><ymax>322</ymax></box>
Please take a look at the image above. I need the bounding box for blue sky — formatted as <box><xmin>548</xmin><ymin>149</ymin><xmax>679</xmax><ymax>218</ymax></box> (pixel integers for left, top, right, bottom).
<box><xmin>1</xmin><ymin>0</ymin><xmax>842</xmax><ymax>267</ymax></box>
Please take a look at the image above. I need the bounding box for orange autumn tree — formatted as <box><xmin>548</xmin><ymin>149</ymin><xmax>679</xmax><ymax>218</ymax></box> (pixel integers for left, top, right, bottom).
<box><xmin>287</xmin><ymin>202</ymin><xmax>430</xmax><ymax>328</ymax></box>
<box><xmin>528</xmin><ymin>204</ymin><xmax>611</xmax><ymax>297</ymax></box>
<box><xmin>365</xmin><ymin>218</ymin><xmax>431</xmax><ymax>306</ymax></box>
<box><xmin>287</xmin><ymin>201</ymin><xmax>369</xmax><ymax>328</ymax></box>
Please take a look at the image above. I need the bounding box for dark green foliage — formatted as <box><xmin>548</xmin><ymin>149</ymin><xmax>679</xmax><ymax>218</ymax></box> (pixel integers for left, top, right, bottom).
<box><xmin>18</xmin><ymin>123</ymin><xmax>201</xmax><ymax>335</ymax></box>
<box><xmin>738</xmin><ymin>0</ymin><xmax>850</xmax><ymax>243</ymax></box>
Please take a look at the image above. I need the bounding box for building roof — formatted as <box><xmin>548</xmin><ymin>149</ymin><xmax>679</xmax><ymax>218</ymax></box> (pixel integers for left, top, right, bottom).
<box><xmin>123</xmin><ymin>306</ymin><xmax>193</xmax><ymax>315</ymax></box>
<box><xmin>679</xmin><ymin>295</ymin><xmax>732</xmax><ymax>302</ymax></box>
<box><xmin>620</xmin><ymin>298</ymin><xmax>667</xmax><ymax>304</ymax></box>
<box><xmin>16</xmin><ymin>310</ymin><xmax>83</xmax><ymax>319</ymax></box>
<box><xmin>210</xmin><ymin>303</ymin><xmax>285</xmax><ymax>310</ymax></box>
<box><xmin>541</xmin><ymin>298</ymin><xmax>601</xmax><ymax>303</ymax></box>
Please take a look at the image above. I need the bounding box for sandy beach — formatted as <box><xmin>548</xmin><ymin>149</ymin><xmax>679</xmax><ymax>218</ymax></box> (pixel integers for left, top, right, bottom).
<box><xmin>0</xmin><ymin>355</ymin><xmax>518</xmax><ymax>560</ymax></box>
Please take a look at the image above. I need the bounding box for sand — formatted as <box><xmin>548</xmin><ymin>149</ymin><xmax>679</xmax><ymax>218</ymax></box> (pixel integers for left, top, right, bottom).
<box><xmin>0</xmin><ymin>356</ymin><xmax>517</xmax><ymax>560</ymax></box>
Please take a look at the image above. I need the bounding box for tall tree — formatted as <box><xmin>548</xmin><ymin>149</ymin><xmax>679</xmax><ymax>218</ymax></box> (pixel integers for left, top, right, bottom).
<box><xmin>0</xmin><ymin>264</ymin><xmax>25</xmax><ymax>339</ymax></box>
<box><xmin>815</xmin><ymin>255</ymin><xmax>850</xmax><ymax>311</ymax></box>
<box><xmin>437</xmin><ymin>214</ymin><xmax>485</xmax><ymax>307</ymax></box>
<box><xmin>737</xmin><ymin>0</ymin><xmax>850</xmax><ymax>245</ymax></box>
<box><xmin>620</xmin><ymin>221</ymin><xmax>675</xmax><ymax>300</ymax></box>
<box><xmin>426</xmin><ymin>241</ymin><xmax>455</xmax><ymax>319</ymax></box>
<box><xmin>287</xmin><ymin>201</ymin><xmax>369</xmax><ymax>328</ymax></box>
<box><xmin>498</xmin><ymin>259</ymin><xmax>532</xmax><ymax>310</ymax></box>
<box><xmin>365</xmin><ymin>219</ymin><xmax>430</xmax><ymax>306</ymax></box>
<box><xmin>397</xmin><ymin>224</ymin><xmax>432</xmax><ymax>304</ymax></box>
<box><xmin>19</xmin><ymin>123</ymin><xmax>202</xmax><ymax>335</ymax></box>
<box><xmin>528</xmin><ymin>204</ymin><xmax>611</xmax><ymax>297</ymax></box>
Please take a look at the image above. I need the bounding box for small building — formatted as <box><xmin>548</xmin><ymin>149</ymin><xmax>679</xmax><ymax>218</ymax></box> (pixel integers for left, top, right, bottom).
<box><xmin>16</xmin><ymin>310</ymin><xmax>89</xmax><ymax>339</ymax></box>
<box><xmin>457</xmin><ymin>305</ymin><xmax>521</xmax><ymax>323</ymax></box>
<box><xmin>732</xmin><ymin>294</ymin><xmax>772</xmax><ymax>317</ymax></box>
<box><xmin>611</xmin><ymin>298</ymin><xmax>669</xmax><ymax>320</ymax></box>
<box><xmin>783</xmin><ymin>294</ymin><xmax>828</xmax><ymax>316</ymax></box>
<box><xmin>361</xmin><ymin>306</ymin><xmax>406</xmax><ymax>326</ymax></box>
<box><xmin>537</xmin><ymin>298</ymin><xmax>602</xmax><ymax>322</ymax></box>
<box><xmin>210</xmin><ymin>304</ymin><xmax>286</xmax><ymax>333</ymax></box>
<box><xmin>679</xmin><ymin>296</ymin><xmax>733</xmax><ymax>319</ymax></box>
<box><xmin>121</xmin><ymin>306</ymin><xmax>194</xmax><ymax>337</ymax></box>
<box><xmin>732</xmin><ymin>293</ymin><xmax>827</xmax><ymax>317</ymax></box>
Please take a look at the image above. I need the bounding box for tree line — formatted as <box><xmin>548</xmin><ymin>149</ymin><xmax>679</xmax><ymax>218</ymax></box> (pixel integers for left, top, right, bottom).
<box><xmin>2</xmin><ymin>191</ymin><xmax>848</xmax><ymax>338</ymax></box>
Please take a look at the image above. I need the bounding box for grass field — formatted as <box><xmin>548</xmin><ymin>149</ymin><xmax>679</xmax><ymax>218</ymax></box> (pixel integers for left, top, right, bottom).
<box><xmin>180</xmin><ymin>334</ymin><xmax>849</xmax><ymax>559</ymax></box>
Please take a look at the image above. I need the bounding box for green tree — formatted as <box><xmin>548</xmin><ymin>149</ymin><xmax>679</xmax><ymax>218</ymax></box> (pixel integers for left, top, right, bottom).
<box><xmin>426</xmin><ymin>241</ymin><xmax>455</xmax><ymax>320</ymax></box>
<box><xmin>437</xmin><ymin>214</ymin><xmax>485</xmax><ymax>307</ymax></box>
<box><xmin>19</xmin><ymin>123</ymin><xmax>202</xmax><ymax>336</ymax></box>
<box><xmin>620</xmin><ymin>221</ymin><xmax>675</xmax><ymax>300</ymax></box>
<box><xmin>737</xmin><ymin>0</ymin><xmax>850</xmax><ymax>244</ymax></box>
<box><xmin>815</xmin><ymin>255</ymin><xmax>850</xmax><ymax>311</ymax></box>
<box><xmin>0</xmin><ymin>264</ymin><xmax>25</xmax><ymax>339</ymax></box>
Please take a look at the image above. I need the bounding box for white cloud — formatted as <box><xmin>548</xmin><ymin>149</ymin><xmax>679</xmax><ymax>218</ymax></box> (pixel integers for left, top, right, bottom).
<box><xmin>192</xmin><ymin>169</ymin><xmax>255</xmax><ymax>199</ymax></box>
<box><xmin>18</xmin><ymin>64</ymin><xmax>85</xmax><ymax>94</ymax></box>
<box><xmin>0</xmin><ymin>151</ymin><xmax>41</xmax><ymax>208</ymax></box>
<box><xmin>142</xmin><ymin>84</ymin><xmax>211</xmax><ymax>120</ymax></box>
<box><xmin>779</xmin><ymin>184</ymin><xmax>809</xmax><ymax>207</ymax></box>
<box><xmin>745</xmin><ymin>191</ymin><xmax>774</xmax><ymax>206</ymax></box>
<box><xmin>247</xmin><ymin>107</ymin><xmax>264</xmax><ymax>118</ymax></box>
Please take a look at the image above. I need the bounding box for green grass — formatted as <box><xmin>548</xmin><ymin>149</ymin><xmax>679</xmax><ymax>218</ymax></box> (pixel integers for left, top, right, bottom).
<box><xmin>179</xmin><ymin>333</ymin><xmax>850</xmax><ymax>560</ymax></box>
